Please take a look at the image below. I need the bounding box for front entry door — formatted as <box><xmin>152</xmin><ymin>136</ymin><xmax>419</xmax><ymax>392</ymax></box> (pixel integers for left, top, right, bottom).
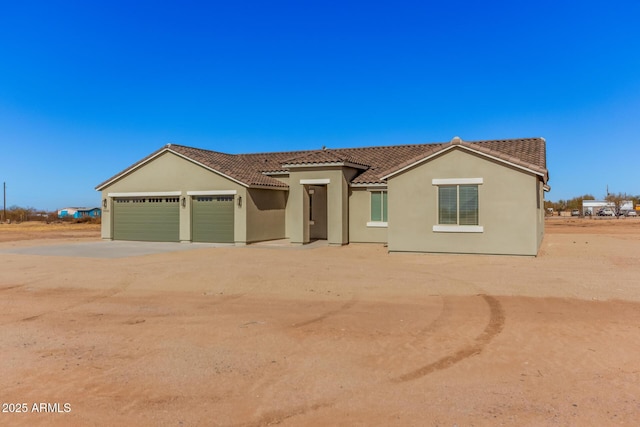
<box><xmin>309</xmin><ymin>185</ymin><xmax>327</xmax><ymax>240</ymax></box>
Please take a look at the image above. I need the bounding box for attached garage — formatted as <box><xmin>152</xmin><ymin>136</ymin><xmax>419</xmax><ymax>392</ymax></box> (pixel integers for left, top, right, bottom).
<box><xmin>191</xmin><ymin>196</ymin><xmax>235</xmax><ymax>243</ymax></box>
<box><xmin>113</xmin><ymin>196</ymin><xmax>180</xmax><ymax>242</ymax></box>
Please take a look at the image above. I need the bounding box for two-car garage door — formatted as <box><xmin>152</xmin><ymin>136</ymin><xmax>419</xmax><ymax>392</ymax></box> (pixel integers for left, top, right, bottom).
<box><xmin>113</xmin><ymin>197</ymin><xmax>180</xmax><ymax>242</ymax></box>
<box><xmin>112</xmin><ymin>196</ymin><xmax>234</xmax><ymax>243</ymax></box>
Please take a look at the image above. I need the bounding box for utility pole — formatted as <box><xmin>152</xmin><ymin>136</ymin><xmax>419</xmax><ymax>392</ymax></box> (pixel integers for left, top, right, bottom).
<box><xmin>3</xmin><ymin>182</ymin><xmax>5</xmax><ymax>222</ymax></box>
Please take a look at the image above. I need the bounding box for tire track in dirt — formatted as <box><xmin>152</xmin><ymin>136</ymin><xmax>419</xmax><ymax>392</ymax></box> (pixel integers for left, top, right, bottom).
<box><xmin>237</xmin><ymin>401</ymin><xmax>334</xmax><ymax>427</ymax></box>
<box><xmin>198</xmin><ymin>293</ymin><xmax>246</xmax><ymax>308</ymax></box>
<box><xmin>0</xmin><ymin>279</ymin><xmax>136</xmax><ymax>325</ymax></box>
<box><xmin>235</xmin><ymin>298</ymin><xmax>356</xmax><ymax>426</ymax></box>
<box><xmin>415</xmin><ymin>295</ymin><xmax>453</xmax><ymax>336</ymax></box>
<box><xmin>291</xmin><ymin>297</ymin><xmax>358</xmax><ymax>328</ymax></box>
<box><xmin>0</xmin><ymin>285</ymin><xmax>24</xmax><ymax>291</ymax></box>
<box><xmin>392</xmin><ymin>294</ymin><xmax>505</xmax><ymax>382</ymax></box>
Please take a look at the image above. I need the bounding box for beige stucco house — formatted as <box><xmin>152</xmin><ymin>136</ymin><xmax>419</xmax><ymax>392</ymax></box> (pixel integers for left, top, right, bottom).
<box><xmin>96</xmin><ymin>136</ymin><xmax>549</xmax><ymax>255</ymax></box>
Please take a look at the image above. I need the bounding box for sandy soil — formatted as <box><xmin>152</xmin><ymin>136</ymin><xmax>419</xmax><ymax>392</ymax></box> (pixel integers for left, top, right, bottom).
<box><xmin>0</xmin><ymin>222</ymin><xmax>100</xmax><ymax>244</ymax></box>
<box><xmin>1</xmin><ymin>219</ymin><xmax>639</xmax><ymax>426</ymax></box>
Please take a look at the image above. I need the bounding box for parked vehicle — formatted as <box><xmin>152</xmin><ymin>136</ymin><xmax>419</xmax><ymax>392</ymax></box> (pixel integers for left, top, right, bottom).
<box><xmin>571</xmin><ymin>209</ymin><xmax>580</xmax><ymax>216</ymax></box>
<box><xmin>597</xmin><ymin>207</ymin><xmax>615</xmax><ymax>216</ymax></box>
<box><xmin>627</xmin><ymin>211</ymin><xmax>638</xmax><ymax>217</ymax></box>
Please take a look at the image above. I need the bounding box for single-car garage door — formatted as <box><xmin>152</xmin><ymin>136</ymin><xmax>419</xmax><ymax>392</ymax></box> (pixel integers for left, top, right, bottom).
<box><xmin>191</xmin><ymin>196</ymin><xmax>235</xmax><ymax>243</ymax></box>
<box><xmin>113</xmin><ymin>197</ymin><xmax>180</xmax><ymax>242</ymax></box>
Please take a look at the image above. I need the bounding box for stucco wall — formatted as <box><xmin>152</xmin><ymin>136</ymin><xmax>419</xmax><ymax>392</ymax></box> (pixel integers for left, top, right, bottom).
<box><xmin>287</xmin><ymin>167</ymin><xmax>356</xmax><ymax>245</ymax></box>
<box><xmin>245</xmin><ymin>188</ymin><xmax>287</xmax><ymax>243</ymax></box>
<box><xmin>99</xmin><ymin>151</ymin><xmax>248</xmax><ymax>243</ymax></box>
<box><xmin>387</xmin><ymin>148</ymin><xmax>541</xmax><ymax>255</ymax></box>
<box><xmin>348</xmin><ymin>188</ymin><xmax>388</xmax><ymax>243</ymax></box>
<box><xmin>536</xmin><ymin>180</ymin><xmax>545</xmax><ymax>249</ymax></box>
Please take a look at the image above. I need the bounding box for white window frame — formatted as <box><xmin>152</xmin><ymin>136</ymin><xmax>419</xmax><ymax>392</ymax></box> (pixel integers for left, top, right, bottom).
<box><xmin>367</xmin><ymin>189</ymin><xmax>388</xmax><ymax>227</ymax></box>
<box><xmin>432</xmin><ymin>178</ymin><xmax>483</xmax><ymax>233</ymax></box>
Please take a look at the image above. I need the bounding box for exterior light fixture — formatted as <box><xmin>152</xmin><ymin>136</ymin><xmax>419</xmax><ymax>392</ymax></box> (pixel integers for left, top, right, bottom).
<box><xmin>103</xmin><ymin>198</ymin><xmax>107</xmax><ymax>208</ymax></box>
<box><xmin>238</xmin><ymin>196</ymin><xmax>242</xmax><ymax>207</ymax></box>
<box><xmin>181</xmin><ymin>197</ymin><xmax>186</xmax><ymax>208</ymax></box>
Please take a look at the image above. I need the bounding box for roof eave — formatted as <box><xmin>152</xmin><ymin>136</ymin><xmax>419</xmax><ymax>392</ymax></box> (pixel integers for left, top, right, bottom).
<box><xmin>168</xmin><ymin>150</ymin><xmax>251</xmax><ymax>188</ymax></box>
<box><xmin>381</xmin><ymin>143</ymin><xmax>548</xmax><ymax>182</ymax></box>
<box><xmin>95</xmin><ymin>147</ymin><xmax>170</xmax><ymax>191</ymax></box>
<box><xmin>247</xmin><ymin>184</ymin><xmax>290</xmax><ymax>190</ymax></box>
<box><xmin>95</xmin><ymin>147</ymin><xmax>252</xmax><ymax>191</ymax></box>
<box><xmin>282</xmin><ymin>161</ymin><xmax>368</xmax><ymax>170</ymax></box>
<box><xmin>350</xmin><ymin>182</ymin><xmax>387</xmax><ymax>188</ymax></box>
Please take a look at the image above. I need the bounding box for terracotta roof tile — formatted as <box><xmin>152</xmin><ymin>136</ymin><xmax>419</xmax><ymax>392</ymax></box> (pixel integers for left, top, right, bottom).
<box><xmin>282</xmin><ymin>149</ymin><xmax>370</xmax><ymax>168</ymax></box>
<box><xmin>96</xmin><ymin>137</ymin><xmax>548</xmax><ymax>190</ymax></box>
<box><xmin>379</xmin><ymin>137</ymin><xmax>548</xmax><ymax>183</ymax></box>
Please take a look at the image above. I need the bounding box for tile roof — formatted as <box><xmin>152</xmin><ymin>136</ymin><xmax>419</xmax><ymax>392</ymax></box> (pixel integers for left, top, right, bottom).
<box><xmin>282</xmin><ymin>148</ymin><xmax>371</xmax><ymax>168</ymax></box>
<box><xmin>96</xmin><ymin>137</ymin><xmax>548</xmax><ymax>190</ymax></box>
<box><xmin>379</xmin><ymin>137</ymin><xmax>548</xmax><ymax>182</ymax></box>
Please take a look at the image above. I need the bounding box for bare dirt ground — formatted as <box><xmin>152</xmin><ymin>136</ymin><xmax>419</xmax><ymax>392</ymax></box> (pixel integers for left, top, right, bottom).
<box><xmin>1</xmin><ymin>219</ymin><xmax>639</xmax><ymax>426</ymax></box>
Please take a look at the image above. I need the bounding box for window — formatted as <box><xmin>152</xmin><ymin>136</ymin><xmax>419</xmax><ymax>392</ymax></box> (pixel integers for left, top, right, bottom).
<box><xmin>438</xmin><ymin>185</ymin><xmax>478</xmax><ymax>225</ymax></box>
<box><xmin>368</xmin><ymin>190</ymin><xmax>388</xmax><ymax>227</ymax></box>
<box><xmin>432</xmin><ymin>178</ymin><xmax>483</xmax><ymax>233</ymax></box>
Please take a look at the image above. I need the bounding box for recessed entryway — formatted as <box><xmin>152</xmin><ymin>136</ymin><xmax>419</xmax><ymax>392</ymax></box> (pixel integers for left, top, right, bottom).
<box><xmin>308</xmin><ymin>185</ymin><xmax>328</xmax><ymax>240</ymax></box>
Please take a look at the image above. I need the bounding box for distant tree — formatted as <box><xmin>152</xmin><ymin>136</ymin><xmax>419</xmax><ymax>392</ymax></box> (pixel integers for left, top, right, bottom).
<box><xmin>4</xmin><ymin>205</ymin><xmax>41</xmax><ymax>223</ymax></box>
<box><xmin>557</xmin><ymin>199</ymin><xmax>567</xmax><ymax>212</ymax></box>
<box><xmin>565</xmin><ymin>194</ymin><xmax>594</xmax><ymax>211</ymax></box>
<box><xmin>606</xmin><ymin>192</ymin><xmax>631</xmax><ymax>216</ymax></box>
<box><xmin>545</xmin><ymin>194</ymin><xmax>596</xmax><ymax>215</ymax></box>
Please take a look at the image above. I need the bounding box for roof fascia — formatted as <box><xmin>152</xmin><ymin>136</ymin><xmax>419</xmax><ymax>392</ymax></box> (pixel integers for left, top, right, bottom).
<box><xmin>350</xmin><ymin>182</ymin><xmax>387</xmax><ymax>188</ymax></box>
<box><xmin>381</xmin><ymin>144</ymin><xmax>546</xmax><ymax>181</ymax></box>
<box><xmin>96</xmin><ymin>148</ymin><xmax>250</xmax><ymax>191</ymax></box>
<box><xmin>283</xmin><ymin>161</ymin><xmax>368</xmax><ymax>170</ymax></box>
<box><xmin>168</xmin><ymin>149</ymin><xmax>250</xmax><ymax>188</ymax></box>
<box><xmin>96</xmin><ymin>148</ymin><xmax>168</xmax><ymax>190</ymax></box>
<box><xmin>247</xmin><ymin>184</ymin><xmax>290</xmax><ymax>190</ymax></box>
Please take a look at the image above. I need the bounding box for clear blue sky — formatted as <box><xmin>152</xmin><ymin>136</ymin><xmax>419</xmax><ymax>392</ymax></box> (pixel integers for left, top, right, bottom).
<box><xmin>1</xmin><ymin>1</ymin><xmax>639</xmax><ymax>211</ymax></box>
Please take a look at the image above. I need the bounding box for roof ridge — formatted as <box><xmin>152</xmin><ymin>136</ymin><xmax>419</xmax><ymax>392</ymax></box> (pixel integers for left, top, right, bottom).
<box><xmin>97</xmin><ymin>137</ymin><xmax>548</xmax><ymax>190</ymax></box>
<box><xmin>168</xmin><ymin>144</ymin><xmax>233</xmax><ymax>157</ymax></box>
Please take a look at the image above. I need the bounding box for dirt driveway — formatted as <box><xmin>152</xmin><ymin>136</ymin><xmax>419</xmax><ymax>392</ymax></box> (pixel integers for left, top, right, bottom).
<box><xmin>0</xmin><ymin>219</ymin><xmax>639</xmax><ymax>426</ymax></box>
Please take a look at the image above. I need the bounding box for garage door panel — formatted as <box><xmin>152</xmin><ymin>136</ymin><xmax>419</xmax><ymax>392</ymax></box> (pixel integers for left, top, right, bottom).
<box><xmin>113</xmin><ymin>197</ymin><xmax>179</xmax><ymax>242</ymax></box>
<box><xmin>192</xmin><ymin>196</ymin><xmax>234</xmax><ymax>243</ymax></box>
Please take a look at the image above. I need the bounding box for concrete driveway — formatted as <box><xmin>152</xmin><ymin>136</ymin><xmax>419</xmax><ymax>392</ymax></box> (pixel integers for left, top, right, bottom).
<box><xmin>0</xmin><ymin>240</ymin><xmax>233</xmax><ymax>259</ymax></box>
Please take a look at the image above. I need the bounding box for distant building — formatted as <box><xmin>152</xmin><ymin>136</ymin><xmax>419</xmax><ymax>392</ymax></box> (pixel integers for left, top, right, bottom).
<box><xmin>619</xmin><ymin>200</ymin><xmax>634</xmax><ymax>214</ymax></box>
<box><xmin>581</xmin><ymin>200</ymin><xmax>632</xmax><ymax>215</ymax></box>
<box><xmin>581</xmin><ymin>200</ymin><xmax>613</xmax><ymax>215</ymax></box>
<box><xmin>57</xmin><ymin>207</ymin><xmax>101</xmax><ymax>219</ymax></box>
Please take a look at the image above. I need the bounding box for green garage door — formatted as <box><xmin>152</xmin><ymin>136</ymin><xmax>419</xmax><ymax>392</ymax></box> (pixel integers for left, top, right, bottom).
<box><xmin>113</xmin><ymin>197</ymin><xmax>180</xmax><ymax>242</ymax></box>
<box><xmin>192</xmin><ymin>196</ymin><xmax>235</xmax><ymax>243</ymax></box>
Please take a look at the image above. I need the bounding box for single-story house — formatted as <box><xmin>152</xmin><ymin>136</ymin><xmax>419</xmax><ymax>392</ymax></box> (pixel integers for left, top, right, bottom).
<box><xmin>58</xmin><ymin>207</ymin><xmax>102</xmax><ymax>219</ymax></box>
<box><xmin>95</xmin><ymin>136</ymin><xmax>549</xmax><ymax>255</ymax></box>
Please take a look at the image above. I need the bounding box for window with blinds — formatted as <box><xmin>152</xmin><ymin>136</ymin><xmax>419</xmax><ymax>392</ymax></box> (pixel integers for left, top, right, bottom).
<box><xmin>438</xmin><ymin>185</ymin><xmax>478</xmax><ymax>226</ymax></box>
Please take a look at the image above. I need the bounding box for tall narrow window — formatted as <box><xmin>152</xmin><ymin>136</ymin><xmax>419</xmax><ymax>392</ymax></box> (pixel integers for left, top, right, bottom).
<box><xmin>370</xmin><ymin>190</ymin><xmax>388</xmax><ymax>222</ymax></box>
